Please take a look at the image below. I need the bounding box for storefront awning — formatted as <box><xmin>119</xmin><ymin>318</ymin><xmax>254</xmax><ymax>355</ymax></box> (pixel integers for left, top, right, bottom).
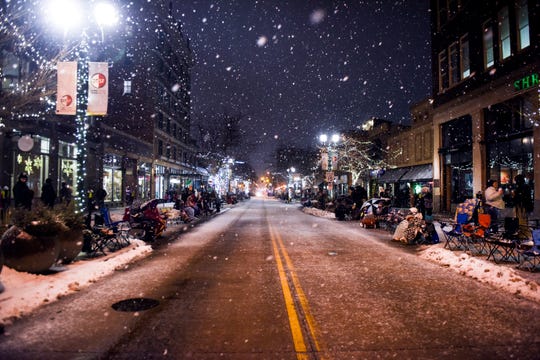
<box><xmin>378</xmin><ymin>167</ymin><xmax>409</xmax><ymax>183</ymax></box>
<box><xmin>400</xmin><ymin>164</ymin><xmax>433</xmax><ymax>182</ymax></box>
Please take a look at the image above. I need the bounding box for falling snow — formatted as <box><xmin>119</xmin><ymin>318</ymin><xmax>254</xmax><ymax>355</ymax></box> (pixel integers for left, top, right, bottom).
<box><xmin>174</xmin><ymin>1</ymin><xmax>431</xmax><ymax>171</ymax></box>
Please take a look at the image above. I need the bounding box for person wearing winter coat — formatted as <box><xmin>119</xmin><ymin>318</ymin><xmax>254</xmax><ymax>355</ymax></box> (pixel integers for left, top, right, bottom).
<box><xmin>392</xmin><ymin>207</ymin><xmax>425</xmax><ymax>244</ymax></box>
<box><xmin>59</xmin><ymin>182</ymin><xmax>72</xmax><ymax>205</ymax></box>
<box><xmin>484</xmin><ymin>179</ymin><xmax>504</xmax><ymax>231</ymax></box>
<box><xmin>41</xmin><ymin>178</ymin><xmax>57</xmax><ymax>208</ymax></box>
<box><xmin>13</xmin><ymin>173</ymin><xmax>34</xmax><ymax>210</ymax></box>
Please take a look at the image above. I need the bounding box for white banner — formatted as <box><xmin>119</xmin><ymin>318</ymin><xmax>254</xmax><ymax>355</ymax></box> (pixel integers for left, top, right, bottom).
<box><xmin>56</xmin><ymin>61</ymin><xmax>77</xmax><ymax>115</ymax></box>
<box><xmin>87</xmin><ymin>62</ymin><xmax>109</xmax><ymax>116</ymax></box>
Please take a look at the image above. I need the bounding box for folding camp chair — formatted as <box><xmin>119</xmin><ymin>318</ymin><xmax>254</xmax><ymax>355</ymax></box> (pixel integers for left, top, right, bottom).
<box><xmin>486</xmin><ymin>217</ymin><xmax>521</xmax><ymax>263</ymax></box>
<box><xmin>97</xmin><ymin>207</ymin><xmax>131</xmax><ymax>250</ymax></box>
<box><xmin>467</xmin><ymin>213</ymin><xmax>491</xmax><ymax>255</ymax></box>
<box><xmin>442</xmin><ymin>212</ymin><xmax>469</xmax><ymax>250</ymax></box>
<box><xmin>518</xmin><ymin>229</ymin><xmax>540</xmax><ymax>272</ymax></box>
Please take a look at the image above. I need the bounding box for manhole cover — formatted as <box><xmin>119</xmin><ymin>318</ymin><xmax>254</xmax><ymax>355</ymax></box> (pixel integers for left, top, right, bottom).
<box><xmin>112</xmin><ymin>298</ymin><xmax>160</xmax><ymax>312</ymax></box>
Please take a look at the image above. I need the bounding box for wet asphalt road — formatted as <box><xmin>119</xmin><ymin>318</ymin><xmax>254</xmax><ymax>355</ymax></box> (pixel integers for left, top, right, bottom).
<box><xmin>1</xmin><ymin>198</ymin><xmax>540</xmax><ymax>359</ymax></box>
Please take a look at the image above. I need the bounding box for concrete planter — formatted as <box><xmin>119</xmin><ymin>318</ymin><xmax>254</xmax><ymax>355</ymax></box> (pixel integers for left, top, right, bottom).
<box><xmin>57</xmin><ymin>228</ymin><xmax>84</xmax><ymax>264</ymax></box>
<box><xmin>0</xmin><ymin>226</ymin><xmax>60</xmax><ymax>274</ymax></box>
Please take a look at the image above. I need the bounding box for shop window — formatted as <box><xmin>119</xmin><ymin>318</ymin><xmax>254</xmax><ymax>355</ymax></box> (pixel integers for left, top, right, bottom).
<box><xmin>484</xmin><ymin>98</ymin><xmax>533</xmax><ymax>139</ymax></box>
<box><xmin>441</xmin><ymin>115</ymin><xmax>472</xmax><ymax>149</ymax></box>
<box><xmin>516</xmin><ymin>0</ymin><xmax>530</xmax><ymax>51</ymax></box>
<box><xmin>40</xmin><ymin>137</ymin><xmax>50</xmax><ymax>154</ymax></box>
<box><xmin>498</xmin><ymin>7</ymin><xmax>511</xmax><ymax>60</ymax></box>
<box><xmin>483</xmin><ymin>22</ymin><xmax>494</xmax><ymax>69</ymax></box>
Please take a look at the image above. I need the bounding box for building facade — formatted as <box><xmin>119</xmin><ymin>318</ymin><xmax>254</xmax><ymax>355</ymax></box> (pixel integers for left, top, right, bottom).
<box><xmin>430</xmin><ymin>0</ymin><xmax>539</xmax><ymax>213</ymax></box>
<box><xmin>377</xmin><ymin>100</ymin><xmax>434</xmax><ymax>208</ymax></box>
<box><xmin>0</xmin><ymin>1</ymin><xmax>203</xmax><ymax>207</ymax></box>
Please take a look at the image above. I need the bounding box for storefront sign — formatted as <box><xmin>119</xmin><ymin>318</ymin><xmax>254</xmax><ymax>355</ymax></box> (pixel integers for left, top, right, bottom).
<box><xmin>513</xmin><ymin>72</ymin><xmax>539</xmax><ymax>91</ymax></box>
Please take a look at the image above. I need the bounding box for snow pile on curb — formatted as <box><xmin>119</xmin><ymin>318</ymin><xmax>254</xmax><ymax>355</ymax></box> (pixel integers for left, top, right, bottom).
<box><xmin>419</xmin><ymin>245</ymin><xmax>540</xmax><ymax>302</ymax></box>
<box><xmin>0</xmin><ymin>239</ymin><xmax>152</xmax><ymax>324</ymax></box>
<box><xmin>302</xmin><ymin>206</ymin><xmax>336</xmax><ymax>219</ymax></box>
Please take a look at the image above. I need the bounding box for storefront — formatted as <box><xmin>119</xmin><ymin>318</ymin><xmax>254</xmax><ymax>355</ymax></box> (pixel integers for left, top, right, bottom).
<box><xmin>485</xmin><ymin>97</ymin><xmax>535</xmax><ymax>202</ymax></box>
<box><xmin>11</xmin><ymin>135</ymin><xmax>53</xmax><ymax>198</ymax></box>
<box><xmin>439</xmin><ymin>115</ymin><xmax>473</xmax><ymax>210</ymax></box>
<box><xmin>137</xmin><ymin>162</ymin><xmax>152</xmax><ymax>200</ymax></box>
<box><xmin>58</xmin><ymin>140</ymin><xmax>78</xmax><ymax>193</ymax></box>
<box><xmin>400</xmin><ymin>163</ymin><xmax>433</xmax><ymax>205</ymax></box>
<box><xmin>103</xmin><ymin>154</ymin><xmax>122</xmax><ymax>203</ymax></box>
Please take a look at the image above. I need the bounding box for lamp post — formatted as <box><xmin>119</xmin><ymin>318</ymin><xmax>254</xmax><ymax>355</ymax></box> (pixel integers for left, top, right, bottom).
<box><xmin>45</xmin><ymin>0</ymin><xmax>118</xmax><ymax>211</ymax></box>
<box><xmin>287</xmin><ymin>167</ymin><xmax>296</xmax><ymax>202</ymax></box>
<box><xmin>319</xmin><ymin>133</ymin><xmax>340</xmax><ymax>199</ymax></box>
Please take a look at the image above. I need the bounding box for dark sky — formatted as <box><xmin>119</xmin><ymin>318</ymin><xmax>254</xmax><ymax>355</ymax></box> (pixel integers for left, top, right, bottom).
<box><xmin>174</xmin><ymin>1</ymin><xmax>432</xmax><ymax>173</ymax></box>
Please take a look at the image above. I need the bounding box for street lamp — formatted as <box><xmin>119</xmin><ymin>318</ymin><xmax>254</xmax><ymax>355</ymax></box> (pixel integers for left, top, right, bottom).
<box><xmin>287</xmin><ymin>167</ymin><xmax>296</xmax><ymax>202</ymax></box>
<box><xmin>44</xmin><ymin>0</ymin><xmax>118</xmax><ymax>211</ymax></box>
<box><xmin>319</xmin><ymin>133</ymin><xmax>340</xmax><ymax>199</ymax></box>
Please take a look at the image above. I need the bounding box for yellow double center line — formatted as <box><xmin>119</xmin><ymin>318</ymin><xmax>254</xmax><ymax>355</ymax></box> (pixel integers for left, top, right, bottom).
<box><xmin>269</xmin><ymin>223</ymin><xmax>326</xmax><ymax>360</ymax></box>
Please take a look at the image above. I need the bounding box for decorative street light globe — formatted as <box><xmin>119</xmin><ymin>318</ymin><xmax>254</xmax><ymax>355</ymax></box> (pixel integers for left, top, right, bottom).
<box><xmin>43</xmin><ymin>0</ymin><xmax>119</xmax><ymax>212</ymax></box>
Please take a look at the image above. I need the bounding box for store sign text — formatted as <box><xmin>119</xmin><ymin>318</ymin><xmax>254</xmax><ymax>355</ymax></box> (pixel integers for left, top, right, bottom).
<box><xmin>513</xmin><ymin>73</ymin><xmax>539</xmax><ymax>91</ymax></box>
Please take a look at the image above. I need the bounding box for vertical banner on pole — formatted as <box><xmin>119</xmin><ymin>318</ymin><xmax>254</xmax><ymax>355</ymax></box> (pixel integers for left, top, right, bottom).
<box><xmin>321</xmin><ymin>151</ymin><xmax>328</xmax><ymax>171</ymax></box>
<box><xmin>56</xmin><ymin>61</ymin><xmax>77</xmax><ymax>115</ymax></box>
<box><xmin>87</xmin><ymin>62</ymin><xmax>109</xmax><ymax>115</ymax></box>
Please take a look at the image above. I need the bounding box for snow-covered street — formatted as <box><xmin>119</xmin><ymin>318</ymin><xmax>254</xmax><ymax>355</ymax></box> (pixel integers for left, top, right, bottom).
<box><xmin>2</xmin><ymin>198</ymin><xmax>540</xmax><ymax>359</ymax></box>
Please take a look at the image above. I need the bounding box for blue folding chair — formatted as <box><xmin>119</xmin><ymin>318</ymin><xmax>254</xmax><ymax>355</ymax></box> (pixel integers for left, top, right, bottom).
<box><xmin>442</xmin><ymin>212</ymin><xmax>469</xmax><ymax>250</ymax></box>
<box><xmin>98</xmin><ymin>207</ymin><xmax>131</xmax><ymax>250</ymax></box>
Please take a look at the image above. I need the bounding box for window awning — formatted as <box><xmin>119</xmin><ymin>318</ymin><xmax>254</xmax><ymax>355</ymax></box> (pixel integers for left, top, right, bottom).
<box><xmin>400</xmin><ymin>164</ymin><xmax>433</xmax><ymax>182</ymax></box>
<box><xmin>378</xmin><ymin>167</ymin><xmax>409</xmax><ymax>183</ymax></box>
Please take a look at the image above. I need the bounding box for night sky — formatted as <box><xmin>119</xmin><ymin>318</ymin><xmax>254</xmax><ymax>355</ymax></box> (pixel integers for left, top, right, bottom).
<box><xmin>174</xmin><ymin>1</ymin><xmax>432</xmax><ymax>173</ymax></box>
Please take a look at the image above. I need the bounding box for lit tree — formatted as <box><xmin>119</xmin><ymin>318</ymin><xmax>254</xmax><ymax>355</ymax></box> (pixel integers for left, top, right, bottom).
<box><xmin>334</xmin><ymin>131</ymin><xmax>398</xmax><ymax>185</ymax></box>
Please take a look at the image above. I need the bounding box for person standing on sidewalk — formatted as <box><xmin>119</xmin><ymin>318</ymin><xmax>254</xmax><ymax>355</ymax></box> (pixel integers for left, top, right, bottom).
<box><xmin>13</xmin><ymin>173</ymin><xmax>33</xmax><ymax>210</ymax></box>
<box><xmin>513</xmin><ymin>175</ymin><xmax>533</xmax><ymax>237</ymax></box>
<box><xmin>484</xmin><ymin>179</ymin><xmax>504</xmax><ymax>232</ymax></box>
<box><xmin>41</xmin><ymin>178</ymin><xmax>57</xmax><ymax>208</ymax></box>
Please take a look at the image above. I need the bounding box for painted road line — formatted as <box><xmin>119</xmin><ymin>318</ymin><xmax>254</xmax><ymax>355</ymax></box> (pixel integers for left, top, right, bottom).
<box><xmin>269</xmin><ymin>223</ymin><xmax>309</xmax><ymax>360</ymax></box>
<box><xmin>274</xmin><ymin>228</ymin><xmax>325</xmax><ymax>356</ymax></box>
<box><xmin>270</xmin><ymin>223</ymin><xmax>327</xmax><ymax>360</ymax></box>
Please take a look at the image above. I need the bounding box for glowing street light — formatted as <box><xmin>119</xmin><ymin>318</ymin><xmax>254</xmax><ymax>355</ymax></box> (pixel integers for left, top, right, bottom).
<box><xmin>44</xmin><ymin>0</ymin><xmax>118</xmax><ymax>210</ymax></box>
<box><xmin>319</xmin><ymin>133</ymin><xmax>340</xmax><ymax>199</ymax></box>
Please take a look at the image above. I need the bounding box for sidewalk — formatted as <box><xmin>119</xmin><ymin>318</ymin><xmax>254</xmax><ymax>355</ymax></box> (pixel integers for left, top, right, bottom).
<box><xmin>0</xmin><ymin>203</ymin><xmax>229</xmax><ymax>327</ymax></box>
<box><xmin>300</xmin><ymin>205</ymin><xmax>540</xmax><ymax>303</ymax></box>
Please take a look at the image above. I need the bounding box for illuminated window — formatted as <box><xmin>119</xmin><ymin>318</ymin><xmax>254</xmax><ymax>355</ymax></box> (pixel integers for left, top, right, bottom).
<box><xmin>498</xmin><ymin>7</ymin><xmax>511</xmax><ymax>60</ymax></box>
<box><xmin>460</xmin><ymin>34</ymin><xmax>470</xmax><ymax>79</ymax></box>
<box><xmin>516</xmin><ymin>0</ymin><xmax>530</xmax><ymax>51</ymax></box>
<box><xmin>123</xmin><ymin>80</ymin><xmax>131</xmax><ymax>95</ymax></box>
<box><xmin>483</xmin><ymin>22</ymin><xmax>494</xmax><ymax>69</ymax></box>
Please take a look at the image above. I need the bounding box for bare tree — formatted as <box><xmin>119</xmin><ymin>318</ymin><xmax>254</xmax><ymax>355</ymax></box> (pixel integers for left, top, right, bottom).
<box><xmin>195</xmin><ymin>110</ymin><xmax>253</xmax><ymax>175</ymax></box>
<box><xmin>0</xmin><ymin>4</ymin><xmax>71</xmax><ymax>120</ymax></box>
